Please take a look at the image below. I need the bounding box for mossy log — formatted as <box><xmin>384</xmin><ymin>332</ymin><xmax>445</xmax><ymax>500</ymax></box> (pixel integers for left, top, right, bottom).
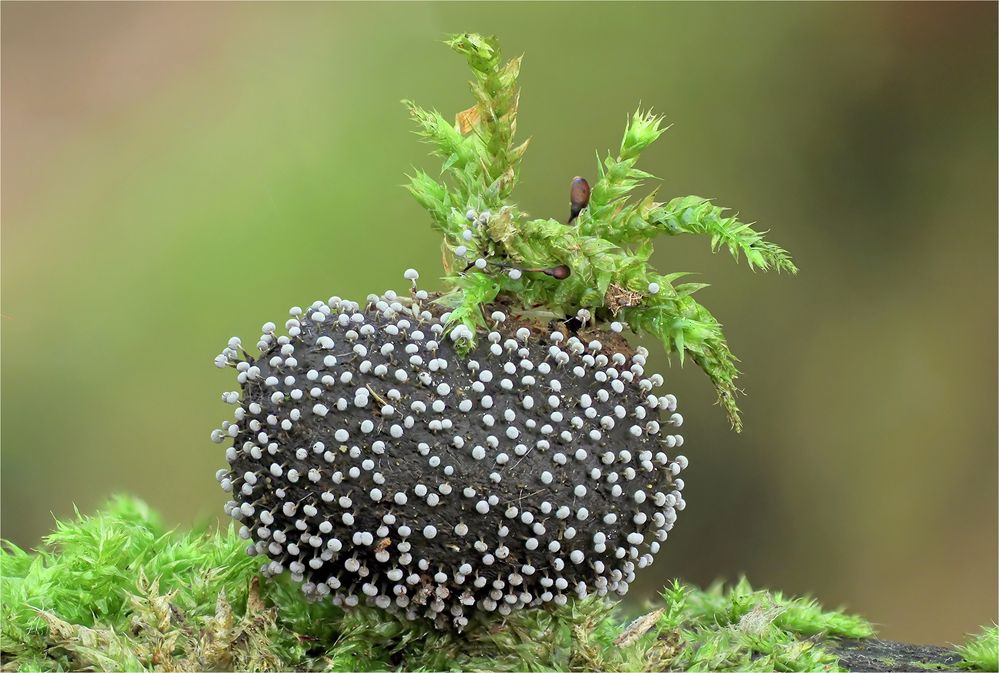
<box><xmin>2</xmin><ymin>497</ymin><xmax>995</xmax><ymax>672</ymax></box>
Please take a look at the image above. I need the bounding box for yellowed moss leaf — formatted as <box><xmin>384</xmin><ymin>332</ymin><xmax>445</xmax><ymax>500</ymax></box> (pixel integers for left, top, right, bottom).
<box><xmin>488</xmin><ymin>206</ymin><xmax>516</xmax><ymax>244</ymax></box>
<box><xmin>615</xmin><ymin>608</ymin><xmax>665</xmax><ymax>647</ymax></box>
<box><xmin>456</xmin><ymin>105</ymin><xmax>481</xmax><ymax>134</ymax></box>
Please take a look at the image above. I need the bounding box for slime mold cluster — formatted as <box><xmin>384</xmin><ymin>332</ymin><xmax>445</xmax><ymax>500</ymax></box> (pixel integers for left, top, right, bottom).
<box><xmin>212</xmin><ymin>32</ymin><xmax>794</xmax><ymax>630</ymax></box>
<box><xmin>212</xmin><ymin>277</ymin><xmax>685</xmax><ymax>629</ymax></box>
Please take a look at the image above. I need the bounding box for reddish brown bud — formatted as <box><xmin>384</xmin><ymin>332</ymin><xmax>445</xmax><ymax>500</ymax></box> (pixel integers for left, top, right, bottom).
<box><xmin>568</xmin><ymin>177</ymin><xmax>591</xmax><ymax>224</ymax></box>
<box><xmin>542</xmin><ymin>265</ymin><xmax>571</xmax><ymax>280</ymax></box>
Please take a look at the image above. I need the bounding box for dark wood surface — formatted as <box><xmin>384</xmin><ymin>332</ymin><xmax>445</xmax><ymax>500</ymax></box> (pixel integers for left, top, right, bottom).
<box><xmin>830</xmin><ymin>638</ymin><xmax>963</xmax><ymax>672</ymax></box>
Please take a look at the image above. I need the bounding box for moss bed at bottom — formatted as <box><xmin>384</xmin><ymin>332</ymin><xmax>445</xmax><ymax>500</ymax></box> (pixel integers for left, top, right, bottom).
<box><xmin>1</xmin><ymin>497</ymin><xmax>994</xmax><ymax>672</ymax></box>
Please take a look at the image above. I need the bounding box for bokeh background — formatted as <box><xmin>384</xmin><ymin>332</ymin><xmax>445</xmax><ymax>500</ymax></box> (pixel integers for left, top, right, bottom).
<box><xmin>2</xmin><ymin>2</ymin><xmax>996</xmax><ymax>644</ymax></box>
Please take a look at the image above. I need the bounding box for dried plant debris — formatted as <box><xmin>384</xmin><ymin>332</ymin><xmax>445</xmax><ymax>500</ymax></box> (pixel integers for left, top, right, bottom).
<box><xmin>20</xmin><ymin>499</ymin><xmax>996</xmax><ymax>672</ymax></box>
<box><xmin>212</xmin><ymin>281</ymin><xmax>687</xmax><ymax>630</ymax></box>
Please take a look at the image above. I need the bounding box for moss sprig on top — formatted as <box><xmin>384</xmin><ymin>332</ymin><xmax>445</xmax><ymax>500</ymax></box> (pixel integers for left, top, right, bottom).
<box><xmin>405</xmin><ymin>33</ymin><xmax>797</xmax><ymax>432</ymax></box>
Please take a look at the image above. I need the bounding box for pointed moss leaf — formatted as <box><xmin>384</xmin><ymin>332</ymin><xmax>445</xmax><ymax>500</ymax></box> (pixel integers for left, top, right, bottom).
<box><xmin>675</xmin><ymin>282</ymin><xmax>710</xmax><ymax>297</ymax></box>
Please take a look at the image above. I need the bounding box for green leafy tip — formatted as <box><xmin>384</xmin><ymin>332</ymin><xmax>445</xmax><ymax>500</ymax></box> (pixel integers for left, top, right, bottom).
<box><xmin>404</xmin><ymin>32</ymin><xmax>797</xmax><ymax>432</ymax></box>
<box><xmin>956</xmin><ymin>624</ymin><xmax>999</xmax><ymax>671</ymax></box>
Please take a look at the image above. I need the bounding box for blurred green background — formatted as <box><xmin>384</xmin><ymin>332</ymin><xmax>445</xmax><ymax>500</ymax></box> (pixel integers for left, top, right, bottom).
<box><xmin>2</xmin><ymin>2</ymin><xmax>996</xmax><ymax>644</ymax></box>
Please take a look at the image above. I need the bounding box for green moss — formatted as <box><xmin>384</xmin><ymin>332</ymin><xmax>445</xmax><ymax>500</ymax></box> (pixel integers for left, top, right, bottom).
<box><xmin>956</xmin><ymin>625</ymin><xmax>998</xmax><ymax>671</ymax></box>
<box><xmin>405</xmin><ymin>33</ymin><xmax>798</xmax><ymax>431</ymax></box>
<box><xmin>2</xmin><ymin>497</ymin><xmax>883</xmax><ymax>672</ymax></box>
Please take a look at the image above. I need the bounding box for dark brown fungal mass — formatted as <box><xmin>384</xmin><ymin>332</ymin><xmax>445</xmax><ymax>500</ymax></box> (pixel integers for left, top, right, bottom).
<box><xmin>213</xmin><ymin>288</ymin><xmax>687</xmax><ymax>630</ymax></box>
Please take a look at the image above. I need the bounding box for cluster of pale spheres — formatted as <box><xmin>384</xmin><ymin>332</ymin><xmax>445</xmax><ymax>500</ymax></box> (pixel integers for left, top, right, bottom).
<box><xmin>212</xmin><ymin>269</ymin><xmax>687</xmax><ymax>630</ymax></box>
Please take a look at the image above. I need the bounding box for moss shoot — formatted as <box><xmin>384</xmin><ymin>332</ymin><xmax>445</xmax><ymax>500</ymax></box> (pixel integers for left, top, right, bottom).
<box><xmin>955</xmin><ymin>625</ymin><xmax>999</xmax><ymax>672</ymax></box>
<box><xmin>404</xmin><ymin>33</ymin><xmax>798</xmax><ymax>433</ymax></box>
